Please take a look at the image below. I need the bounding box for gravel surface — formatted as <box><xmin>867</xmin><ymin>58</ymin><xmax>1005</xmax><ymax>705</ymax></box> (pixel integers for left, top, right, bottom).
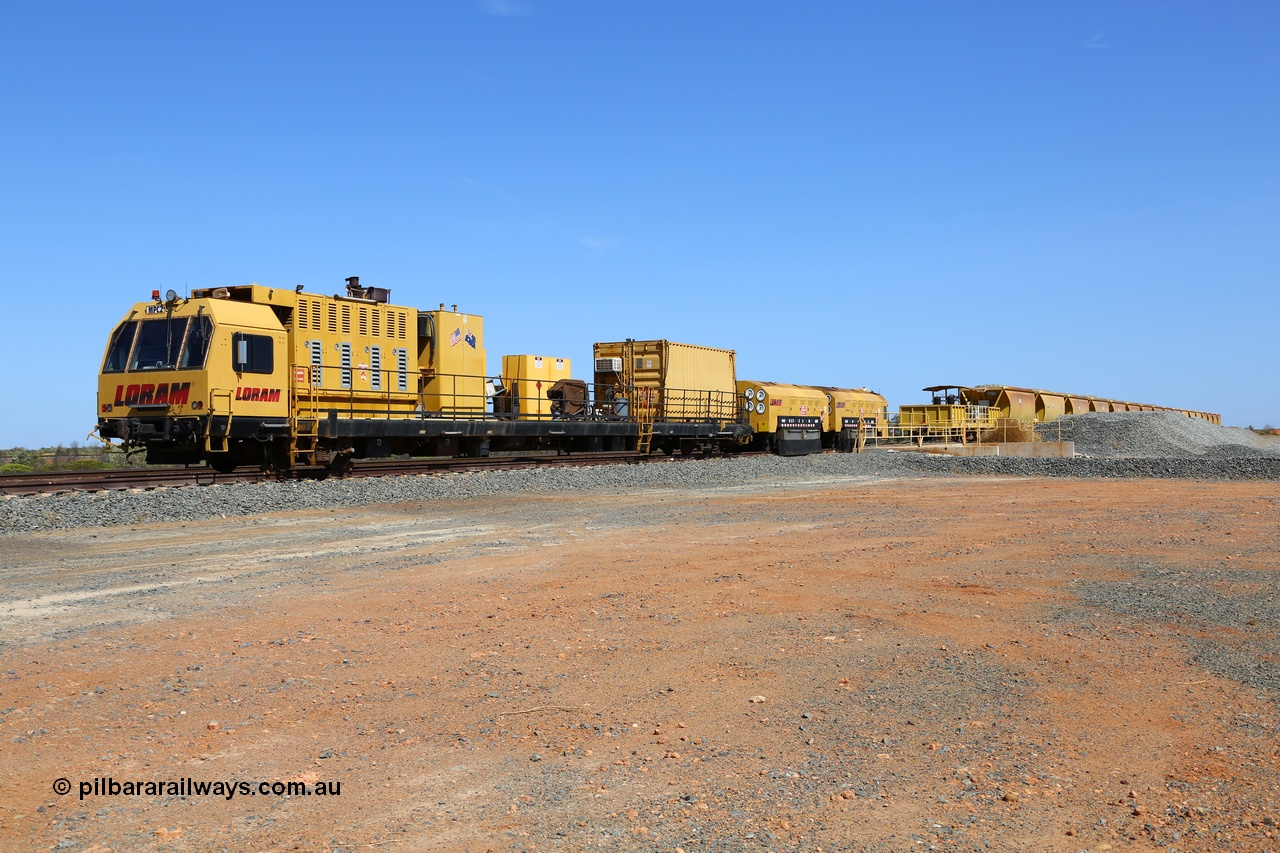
<box><xmin>896</xmin><ymin>454</ymin><xmax>1280</xmax><ymax>481</ymax></box>
<box><xmin>3</xmin><ymin>414</ymin><xmax>1278</xmax><ymax>534</ymax></box>
<box><xmin>1052</xmin><ymin>412</ymin><xmax>1280</xmax><ymax>459</ymax></box>
<box><xmin>1068</xmin><ymin>562</ymin><xmax>1280</xmax><ymax>697</ymax></box>
<box><xmin>4</xmin><ymin>474</ymin><xmax>1278</xmax><ymax>851</ymax></box>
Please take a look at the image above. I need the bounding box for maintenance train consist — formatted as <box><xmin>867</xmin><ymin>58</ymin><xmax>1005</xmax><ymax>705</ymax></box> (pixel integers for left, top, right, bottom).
<box><xmin>94</xmin><ymin>279</ymin><xmax>1217</xmax><ymax>471</ymax></box>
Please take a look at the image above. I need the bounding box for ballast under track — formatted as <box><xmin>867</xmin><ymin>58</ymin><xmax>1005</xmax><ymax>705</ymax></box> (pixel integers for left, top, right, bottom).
<box><xmin>0</xmin><ymin>451</ymin><xmax>759</xmax><ymax>496</ymax></box>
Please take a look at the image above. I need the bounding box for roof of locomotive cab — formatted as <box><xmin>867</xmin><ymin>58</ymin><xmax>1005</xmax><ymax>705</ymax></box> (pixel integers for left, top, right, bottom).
<box><xmin>114</xmin><ymin>294</ymin><xmax>284</xmax><ymax>332</ymax></box>
<box><xmin>189</xmin><ymin>283</ymin><xmax>298</xmax><ymax>307</ymax></box>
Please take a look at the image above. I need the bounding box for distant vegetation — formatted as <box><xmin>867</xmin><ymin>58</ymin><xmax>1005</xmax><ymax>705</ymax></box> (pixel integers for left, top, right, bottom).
<box><xmin>0</xmin><ymin>442</ymin><xmax>145</xmax><ymax>473</ymax></box>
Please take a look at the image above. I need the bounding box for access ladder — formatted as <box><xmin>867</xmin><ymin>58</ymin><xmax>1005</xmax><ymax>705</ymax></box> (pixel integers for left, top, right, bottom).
<box><xmin>206</xmin><ymin>389</ymin><xmax>235</xmax><ymax>452</ymax></box>
<box><xmin>289</xmin><ymin>369</ymin><xmax>320</xmax><ymax>466</ymax></box>
<box><xmin>635</xmin><ymin>387</ymin><xmax>656</xmax><ymax>454</ymax></box>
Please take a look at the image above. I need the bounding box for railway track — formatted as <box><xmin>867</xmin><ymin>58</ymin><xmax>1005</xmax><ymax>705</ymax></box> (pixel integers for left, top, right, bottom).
<box><xmin>0</xmin><ymin>466</ymin><xmax>253</xmax><ymax>496</ymax></box>
<box><xmin>0</xmin><ymin>451</ymin><xmax>726</xmax><ymax>497</ymax></box>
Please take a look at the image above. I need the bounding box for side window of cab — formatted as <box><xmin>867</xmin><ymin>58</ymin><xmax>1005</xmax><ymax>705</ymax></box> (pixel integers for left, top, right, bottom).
<box><xmin>232</xmin><ymin>332</ymin><xmax>274</xmax><ymax>374</ymax></box>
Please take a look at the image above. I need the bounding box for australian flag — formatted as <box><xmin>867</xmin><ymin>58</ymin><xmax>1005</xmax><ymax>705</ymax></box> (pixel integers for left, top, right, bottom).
<box><xmin>465</xmin><ymin>331</ymin><xmax>477</xmax><ymax>349</ymax></box>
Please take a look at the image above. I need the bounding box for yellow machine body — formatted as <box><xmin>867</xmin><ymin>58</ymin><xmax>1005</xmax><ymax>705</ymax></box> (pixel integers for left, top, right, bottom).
<box><xmin>97</xmin><ymin>283</ymin><xmax>489</xmax><ymax>468</ymax></box>
<box><xmin>501</xmin><ymin>354</ymin><xmax>571</xmax><ymax>420</ymax></box>
<box><xmin>736</xmin><ymin>381</ymin><xmax>827</xmax><ymax>435</ymax></box>
<box><xmin>893</xmin><ymin>385</ymin><xmax>1002</xmax><ymax>443</ymax></box>
<box><xmin>820</xmin><ymin>387</ymin><xmax>889</xmax><ymax>437</ymax></box>
<box><xmin>417</xmin><ymin>307</ymin><xmax>487</xmax><ymax>414</ymax></box>
<box><xmin>291</xmin><ymin>288</ymin><xmax>420</xmax><ymax>418</ymax></box>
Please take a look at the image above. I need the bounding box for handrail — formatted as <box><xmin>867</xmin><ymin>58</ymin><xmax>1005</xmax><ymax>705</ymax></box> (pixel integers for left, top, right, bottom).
<box><xmin>291</xmin><ymin>358</ymin><xmax>742</xmax><ymax>426</ymax></box>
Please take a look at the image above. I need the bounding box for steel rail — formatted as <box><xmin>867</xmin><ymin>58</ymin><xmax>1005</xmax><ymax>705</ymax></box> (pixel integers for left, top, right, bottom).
<box><xmin>0</xmin><ymin>466</ymin><xmax>267</xmax><ymax>496</ymax></box>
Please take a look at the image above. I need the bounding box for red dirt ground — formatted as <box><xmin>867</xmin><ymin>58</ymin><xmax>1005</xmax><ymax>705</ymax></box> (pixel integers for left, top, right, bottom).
<box><xmin>1</xmin><ymin>476</ymin><xmax>1278</xmax><ymax>852</ymax></box>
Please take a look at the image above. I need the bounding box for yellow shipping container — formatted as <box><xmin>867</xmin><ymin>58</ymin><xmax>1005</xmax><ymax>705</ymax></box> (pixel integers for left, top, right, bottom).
<box><xmin>592</xmin><ymin>340</ymin><xmax>737</xmax><ymax>423</ymax></box>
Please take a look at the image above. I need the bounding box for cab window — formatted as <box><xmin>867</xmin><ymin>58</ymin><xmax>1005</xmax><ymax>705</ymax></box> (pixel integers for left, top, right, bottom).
<box><xmin>103</xmin><ymin>321</ymin><xmax>138</xmax><ymax>373</ymax></box>
<box><xmin>232</xmin><ymin>332</ymin><xmax>274</xmax><ymax>374</ymax></box>
<box><xmin>130</xmin><ymin>317</ymin><xmax>188</xmax><ymax>371</ymax></box>
<box><xmin>180</xmin><ymin>316</ymin><xmax>212</xmax><ymax>369</ymax></box>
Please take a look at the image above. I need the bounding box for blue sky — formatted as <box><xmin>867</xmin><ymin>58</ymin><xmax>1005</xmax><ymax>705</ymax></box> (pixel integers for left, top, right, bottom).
<box><xmin>2</xmin><ymin>1</ymin><xmax>1276</xmax><ymax>448</ymax></box>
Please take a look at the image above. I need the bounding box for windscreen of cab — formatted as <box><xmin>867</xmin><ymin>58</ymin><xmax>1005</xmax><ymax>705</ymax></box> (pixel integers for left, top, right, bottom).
<box><xmin>103</xmin><ymin>315</ymin><xmax>213</xmax><ymax>373</ymax></box>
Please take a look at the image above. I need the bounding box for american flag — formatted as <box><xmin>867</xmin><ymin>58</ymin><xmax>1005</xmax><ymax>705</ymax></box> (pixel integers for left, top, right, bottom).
<box><xmin>450</xmin><ymin>328</ymin><xmax>461</xmax><ymax>347</ymax></box>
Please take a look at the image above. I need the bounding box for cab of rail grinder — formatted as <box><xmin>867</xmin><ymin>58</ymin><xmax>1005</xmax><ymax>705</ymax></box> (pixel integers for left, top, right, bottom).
<box><xmin>97</xmin><ymin>287</ymin><xmax>288</xmax><ymax>471</ymax></box>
